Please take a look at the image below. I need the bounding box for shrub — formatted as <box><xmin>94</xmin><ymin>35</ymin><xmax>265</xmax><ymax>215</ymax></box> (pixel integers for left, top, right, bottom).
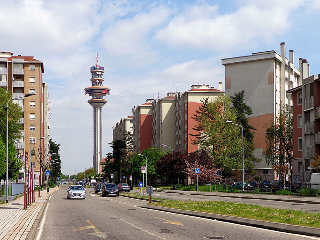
<box><xmin>299</xmin><ymin>188</ymin><xmax>318</xmax><ymax>197</ymax></box>
<box><xmin>275</xmin><ymin>189</ymin><xmax>293</xmax><ymax>195</ymax></box>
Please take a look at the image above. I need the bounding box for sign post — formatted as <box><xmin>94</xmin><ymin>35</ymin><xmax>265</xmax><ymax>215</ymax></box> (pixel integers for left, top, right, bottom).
<box><xmin>141</xmin><ymin>167</ymin><xmax>146</xmax><ymax>196</ymax></box>
<box><xmin>195</xmin><ymin>168</ymin><xmax>200</xmax><ymax>193</ymax></box>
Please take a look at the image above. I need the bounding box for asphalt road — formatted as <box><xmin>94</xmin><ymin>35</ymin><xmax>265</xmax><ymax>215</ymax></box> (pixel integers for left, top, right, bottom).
<box><xmin>38</xmin><ymin>186</ymin><xmax>318</xmax><ymax>240</ymax></box>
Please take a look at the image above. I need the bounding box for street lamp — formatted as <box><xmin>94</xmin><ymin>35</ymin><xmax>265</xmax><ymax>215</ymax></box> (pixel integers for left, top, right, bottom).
<box><xmin>226</xmin><ymin>120</ymin><xmax>244</xmax><ymax>192</ymax></box>
<box><xmin>5</xmin><ymin>92</ymin><xmax>36</xmax><ymax>203</ymax></box>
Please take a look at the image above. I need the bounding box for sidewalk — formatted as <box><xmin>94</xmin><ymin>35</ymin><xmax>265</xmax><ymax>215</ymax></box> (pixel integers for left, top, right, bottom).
<box><xmin>0</xmin><ymin>186</ymin><xmax>60</xmax><ymax>240</ymax></box>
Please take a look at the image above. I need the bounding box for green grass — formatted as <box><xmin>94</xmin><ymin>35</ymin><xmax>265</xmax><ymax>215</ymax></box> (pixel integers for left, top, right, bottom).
<box><xmin>151</xmin><ymin>200</ymin><xmax>320</xmax><ymax>228</ymax></box>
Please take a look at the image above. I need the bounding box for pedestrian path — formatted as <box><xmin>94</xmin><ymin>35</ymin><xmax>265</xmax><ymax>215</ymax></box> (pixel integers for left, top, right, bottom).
<box><xmin>0</xmin><ymin>187</ymin><xmax>59</xmax><ymax>240</ymax></box>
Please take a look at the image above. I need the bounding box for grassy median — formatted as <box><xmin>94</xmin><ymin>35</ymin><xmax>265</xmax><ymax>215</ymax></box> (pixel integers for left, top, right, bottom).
<box><xmin>122</xmin><ymin>192</ymin><xmax>320</xmax><ymax>228</ymax></box>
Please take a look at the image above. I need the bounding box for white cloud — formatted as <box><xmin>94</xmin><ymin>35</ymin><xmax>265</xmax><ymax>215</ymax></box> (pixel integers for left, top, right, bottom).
<box><xmin>156</xmin><ymin>0</ymin><xmax>305</xmax><ymax>51</ymax></box>
<box><xmin>101</xmin><ymin>6</ymin><xmax>170</xmax><ymax>64</ymax></box>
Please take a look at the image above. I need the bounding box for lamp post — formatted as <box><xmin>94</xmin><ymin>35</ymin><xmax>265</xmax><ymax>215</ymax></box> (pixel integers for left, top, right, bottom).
<box><xmin>5</xmin><ymin>93</ymin><xmax>35</xmax><ymax>203</ymax></box>
<box><xmin>226</xmin><ymin>120</ymin><xmax>244</xmax><ymax>192</ymax></box>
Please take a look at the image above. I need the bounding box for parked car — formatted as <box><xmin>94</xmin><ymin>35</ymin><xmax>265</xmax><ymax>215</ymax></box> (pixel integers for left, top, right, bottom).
<box><xmin>94</xmin><ymin>182</ymin><xmax>102</xmax><ymax>193</ymax></box>
<box><xmin>101</xmin><ymin>183</ymin><xmax>119</xmax><ymax>197</ymax></box>
<box><xmin>117</xmin><ymin>183</ymin><xmax>130</xmax><ymax>192</ymax></box>
<box><xmin>259</xmin><ymin>180</ymin><xmax>271</xmax><ymax>189</ymax></box>
<box><xmin>67</xmin><ymin>185</ymin><xmax>86</xmax><ymax>199</ymax></box>
<box><xmin>247</xmin><ymin>181</ymin><xmax>258</xmax><ymax>190</ymax></box>
<box><xmin>230</xmin><ymin>182</ymin><xmax>247</xmax><ymax>190</ymax></box>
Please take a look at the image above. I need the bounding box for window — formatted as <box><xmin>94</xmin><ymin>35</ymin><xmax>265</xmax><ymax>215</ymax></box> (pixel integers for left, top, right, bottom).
<box><xmin>298</xmin><ymin>162</ymin><xmax>303</xmax><ymax>173</ymax></box>
<box><xmin>30</xmin><ymin>137</ymin><xmax>36</xmax><ymax>144</ymax></box>
<box><xmin>298</xmin><ymin>92</ymin><xmax>302</xmax><ymax>105</ymax></box>
<box><xmin>29</xmin><ymin>77</ymin><xmax>35</xmax><ymax>83</ymax></box>
<box><xmin>305</xmin><ymin>159</ymin><xmax>310</xmax><ymax>171</ymax></box>
<box><xmin>31</xmin><ymin>149</ymin><xmax>35</xmax><ymax>155</ymax></box>
<box><xmin>29</xmin><ymin>65</ymin><xmax>35</xmax><ymax>71</ymax></box>
<box><xmin>30</xmin><ymin>125</ymin><xmax>35</xmax><ymax>131</ymax></box>
<box><xmin>29</xmin><ymin>101</ymin><xmax>35</xmax><ymax>107</ymax></box>
<box><xmin>29</xmin><ymin>89</ymin><xmax>36</xmax><ymax>94</ymax></box>
<box><xmin>30</xmin><ymin>113</ymin><xmax>35</xmax><ymax>120</ymax></box>
<box><xmin>298</xmin><ymin>138</ymin><xmax>303</xmax><ymax>151</ymax></box>
<box><xmin>263</xmin><ymin>169</ymin><xmax>269</xmax><ymax>174</ymax></box>
<box><xmin>298</xmin><ymin>115</ymin><xmax>302</xmax><ymax>128</ymax></box>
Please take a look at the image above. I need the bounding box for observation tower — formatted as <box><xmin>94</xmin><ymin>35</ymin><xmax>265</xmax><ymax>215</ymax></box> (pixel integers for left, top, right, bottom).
<box><xmin>85</xmin><ymin>55</ymin><xmax>110</xmax><ymax>173</ymax></box>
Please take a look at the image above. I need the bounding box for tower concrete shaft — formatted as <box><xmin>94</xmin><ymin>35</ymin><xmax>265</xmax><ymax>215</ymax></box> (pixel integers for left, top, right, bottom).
<box><xmin>85</xmin><ymin>55</ymin><xmax>110</xmax><ymax>173</ymax></box>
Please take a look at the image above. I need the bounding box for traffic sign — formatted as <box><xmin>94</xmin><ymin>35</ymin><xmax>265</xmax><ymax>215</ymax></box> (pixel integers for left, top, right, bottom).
<box><xmin>45</xmin><ymin>170</ymin><xmax>51</xmax><ymax>176</ymax></box>
<box><xmin>141</xmin><ymin>166</ymin><xmax>146</xmax><ymax>173</ymax></box>
<box><xmin>195</xmin><ymin>168</ymin><xmax>200</xmax><ymax>174</ymax></box>
<box><xmin>111</xmin><ymin>174</ymin><xmax>114</xmax><ymax>178</ymax></box>
<box><xmin>139</xmin><ymin>182</ymin><xmax>143</xmax><ymax>187</ymax></box>
<box><xmin>146</xmin><ymin>186</ymin><xmax>153</xmax><ymax>195</ymax></box>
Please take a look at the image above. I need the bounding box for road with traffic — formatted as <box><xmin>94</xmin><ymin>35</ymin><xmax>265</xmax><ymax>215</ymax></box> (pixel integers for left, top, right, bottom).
<box><xmin>36</xmin><ymin>186</ymin><xmax>317</xmax><ymax>240</ymax></box>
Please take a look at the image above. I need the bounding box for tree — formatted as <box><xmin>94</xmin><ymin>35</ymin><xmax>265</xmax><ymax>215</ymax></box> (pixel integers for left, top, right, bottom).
<box><xmin>192</xmin><ymin>95</ymin><xmax>245</xmax><ymax>175</ymax></box>
<box><xmin>311</xmin><ymin>155</ymin><xmax>320</xmax><ymax>173</ymax></box>
<box><xmin>185</xmin><ymin>150</ymin><xmax>220</xmax><ymax>184</ymax></box>
<box><xmin>156</xmin><ymin>151</ymin><xmax>187</xmax><ymax>189</ymax></box>
<box><xmin>230</xmin><ymin>90</ymin><xmax>259</xmax><ymax>169</ymax></box>
<box><xmin>131</xmin><ymin>148</ymin><xmax>164</xmax><ymax>185</ymax></box>
<box><xmin>49</xmin><ymin>138</ymin><xmax>61</xmax><ymax>182</ymax></box>
<box><xmin>0</xmin><ymin>88</ymin><xmax>24</xmax><ymax>180</ymax></box>
<box><xmin>264</xmin><ymin>109</ymin><xmax>293</xmax><ymax>184</ymax></box>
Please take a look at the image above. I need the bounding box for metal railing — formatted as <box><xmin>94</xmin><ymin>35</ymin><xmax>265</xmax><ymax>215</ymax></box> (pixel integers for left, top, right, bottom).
<box><xmin>304</xmin><ymin>96</ymin><xmax>314</xmax><ymax>110</ymax></box>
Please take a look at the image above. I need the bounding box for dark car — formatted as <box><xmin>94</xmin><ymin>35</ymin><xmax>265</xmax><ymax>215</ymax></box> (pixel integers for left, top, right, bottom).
<box><xmin>94</xmin><ymin>182</ymin><xmax>102</xmax><ymax>193</ymax></box>
<box><xmin>117</xmin><ymin>183</ymin><xmax>130</xmax><ymax>192</ymax></box>
<box><xmin>230</xmin><ymin>182</ymin><xmax>247</xmax><ymax>190</ymax></box>
<box><xmin>101</xmin><ymin>183</ymin><xmax>119</xmax><ymax>197</ymax></box>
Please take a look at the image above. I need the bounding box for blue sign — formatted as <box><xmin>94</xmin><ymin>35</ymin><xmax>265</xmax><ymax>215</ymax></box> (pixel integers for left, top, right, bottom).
<box><xmin>195</xmin><ymin>168</ymin><xmax>200</xmax><ymax>174</ymax></box>
<box><xmin>45</xmin><ymin>171</ymin><xmax>51</xmax><ymax>176</ymax></box>
<box><xmin>139</xmin><ymin>182</ymin><xmax>143</xmax><ymax>187</ymax></box>
<box><xmin>57</xmin><ymin>177</ymin><xmax>60</xmax><ymax>180</ymax></box>
<box><xmin>123</xmin><ymin>176</ymin><xmax>125</xmax><ymax>179</ymax></box>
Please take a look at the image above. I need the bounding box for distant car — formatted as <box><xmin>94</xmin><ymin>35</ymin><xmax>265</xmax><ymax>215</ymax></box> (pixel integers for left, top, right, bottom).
<box><xmin>117</xmin><ymin>183</ymin><xmax>130</xmax><ymax>192</ymax></box>
<box><xmin>101</xmin><ymin>183</ymin><xmax>119</xmax><ymax>197</ymax></box>
<box><xmin>95</xmin><ymin>183</ymin><xmax>102</xmax><ymax>193</ymax></box>
<box><xmin>67</xmin><ymin>185</ymin><xmax>86</xmax><ymax>199</ymax></box>
<box><xmin>230</xmin><ymin>182</ymin><xmax>247</xmax><ymax>190</ymax></box>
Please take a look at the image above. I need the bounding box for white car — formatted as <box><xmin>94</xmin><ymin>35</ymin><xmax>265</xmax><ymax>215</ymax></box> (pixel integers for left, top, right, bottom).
<box><xmin>67</xmin><ymin>185</ymin><xmax>86</xmax><ymax>199</ymax></box>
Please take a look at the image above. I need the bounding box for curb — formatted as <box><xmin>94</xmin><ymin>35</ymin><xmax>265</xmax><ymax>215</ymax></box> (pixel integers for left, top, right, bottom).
<box><xmin>142</xmin><ymin>204</ymin><xmax>320</xmax><ymax>238</ymax></box>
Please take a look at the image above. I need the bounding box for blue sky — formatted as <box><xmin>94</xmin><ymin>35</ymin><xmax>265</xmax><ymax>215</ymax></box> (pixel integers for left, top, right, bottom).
<box><xmin>0</xmin><ymin>0</ymin><xmax>319</xmax><ymax>175</ymax></box>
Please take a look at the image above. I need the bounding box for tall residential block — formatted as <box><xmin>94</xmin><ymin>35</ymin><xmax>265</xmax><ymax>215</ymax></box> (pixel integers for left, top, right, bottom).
<box><xmin>152</xmin><ymin>93</ymin><xmax>176</xmax><ymax>152</ymax></box>
<box><xmin>289</xmin><ymin>73</ymin><xmax>319</xmax><ymax>183</ymax></box>
<box><xmin>222</xmin><ymin>42</ymin><xmax>303</xmax><ymax>177</ymax></box>
<box><xmin>132</xmin><ymin>99</ymin><xmax>153</xmax><ymax>152</ymax></box>
<box><xmin>0</xmin><ymin>52</ymin><xmax>49</xmax><ymax>184</ymax></box>
<box><xmin>85</xmin><ymin>56</ymin><xmax>110</xmax><ymax>174</ymax></box>
<box><xmin>175</xmin><ymin>84</ymin><xmax>224</xmax><ymax>154</ymax></box>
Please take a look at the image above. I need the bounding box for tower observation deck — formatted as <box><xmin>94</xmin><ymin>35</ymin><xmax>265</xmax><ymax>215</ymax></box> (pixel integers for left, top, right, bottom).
<box><xmin>85</xmin><ymin>55</ymin><xmax>110</xmax><ymax>173</ymax></box>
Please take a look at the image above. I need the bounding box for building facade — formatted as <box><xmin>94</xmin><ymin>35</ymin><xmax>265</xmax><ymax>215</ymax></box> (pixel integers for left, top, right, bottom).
<box><xmin>0</xmin><ymin>52</ymin><xmax>49</xmax><ymax>184</ymax></box>
<box><xmin>222</xmin><ymin>42</ymin><xmax>303</xmax><ymax>178</ymax></box>
<box><xmin>132</xmin><ymin>99</ymin><xmax>153</xmax><ymax>152</ymax></box>
<box><xmin>289</xmin><ymin>74</ymin><xmax>320</xmax><ymax>183</ymax></box>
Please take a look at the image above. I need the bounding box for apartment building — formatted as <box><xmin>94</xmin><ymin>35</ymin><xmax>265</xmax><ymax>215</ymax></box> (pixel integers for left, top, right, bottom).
<box><xmin>152</xmin><ymin>93</ymin><xmax>176</xmax><ymax>152</ymax></box>
<box><xmin>132</xmin><ymin>99</ymin><xmax>153</xmax><ymax>152</ymax></box>
<box><xmin>113</xmin><ymin>116</ymin><xmax>133</xmax><ymax>141</ymax></box>
<box><xmin>0</xmin><ymin>52</ymin><xmax>49</xmax><ymax>184</ymax></box>
<box><xmin>222</xmin><ymin>42</ymin><xmax>304</xmax><ymax>178</ymax></box>
<box><xmin>175</xmin><ymin>84</ymin><xmax>224</xmax><ymax>154</ymax></box>
<box><xmin>288</xmin><ymin>74</ymin><xmax>319</xmax><ymax>183</ymax></box>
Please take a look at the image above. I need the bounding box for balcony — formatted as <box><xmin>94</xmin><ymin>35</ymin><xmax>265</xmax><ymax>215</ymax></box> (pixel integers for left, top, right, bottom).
<box><xmin>304</xmin><ymin>96</ymin><xmax>314</xmax><ymax>110</ymax></box>
<box><xmin>12</xmin><ymin>81</ymin><xmax>24</xmax><ymax>87</ymax></box>
<box><xmin>0</xmin><ymin>68</ymin><xmax>7</xmax><ymax>74</ymax></box>
<box><xmin>305</xmin><ymin>122</ymin><xmax>314</xmax><ymax>134</ymax></box>
<box><xmin>305</xmin><ymin>146</ymin><xmax>315</xmax><ymax>158</ymax></box>
<box><xmin>15</xmin><ymin>142</ymin><xmax>24</xmax><ymax>150</ymax></box>
<box><xmin>12</xmin><ymin>68</ymin><xmax>24</xmax><ymax>75</ymax></box>
<box><xmin>0</xmin><ymin>81</ymin><xmax>8</xmax><ymax>87</ymax></box>
<box><xmin>12</xmin><ymin>93</ymin><xmax>24</xmax><ymax>99</ymax></box>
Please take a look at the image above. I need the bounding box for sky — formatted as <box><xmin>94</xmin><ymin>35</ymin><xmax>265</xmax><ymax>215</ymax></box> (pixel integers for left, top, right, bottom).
<box><xmin>0</xmin><ymin>0</ymin><xmax>320</xmax><ymax>175</ymax></box>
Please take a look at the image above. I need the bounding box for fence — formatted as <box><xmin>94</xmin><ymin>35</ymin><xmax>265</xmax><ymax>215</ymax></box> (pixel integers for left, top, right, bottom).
<box><xmin>0</xmin><ymin>183</ymin><xmax>24</xmax><ymax>196</ymax></box>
